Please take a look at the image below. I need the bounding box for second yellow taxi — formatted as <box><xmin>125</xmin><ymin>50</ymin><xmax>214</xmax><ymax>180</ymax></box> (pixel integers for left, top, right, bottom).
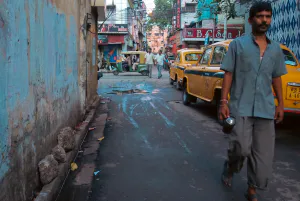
<box><xmin>169</xmin><ymin>48</ymin><xmax>203</xmax><ymax>89</ymax></box>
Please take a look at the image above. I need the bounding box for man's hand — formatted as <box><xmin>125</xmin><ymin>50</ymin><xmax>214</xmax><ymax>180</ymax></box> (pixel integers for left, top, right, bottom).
<box><xmin>274</xmin><ymin>105</ymin><xmax>284</xmax><ymax>124</ymax></box>
<box><xmin>219</xmin><ymin>104</ymin><xmax>230</xmax><ymax>121</ymax></box>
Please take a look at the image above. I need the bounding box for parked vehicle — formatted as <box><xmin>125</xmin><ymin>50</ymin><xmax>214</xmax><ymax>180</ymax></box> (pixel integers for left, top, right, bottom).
<box><xmin>169</xmin><ymin>48</ymin><xmax>203</xmax><ymax>90</ymax></box>
<box><xmin>181</xmin><ymin>40</ymin><xmax>300</xmax><ymax>121</ymax></box>
<box><xmin>114</xmin><ymin>51</ymin><xmax>149</xmax><ymax>76</ymax></box>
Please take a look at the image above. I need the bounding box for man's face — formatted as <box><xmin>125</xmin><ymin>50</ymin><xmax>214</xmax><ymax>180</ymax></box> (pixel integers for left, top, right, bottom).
<box><xmin>249</xmin><ymin>10</ymin><xmax>272</xmax><ymax>34</ymax></box>
<box><xmin>148</xmin><ymin>49</ymin><xmax>152</xmax><ymax>53</ymax></box>
<box><xmin>159</xmin><ymin>51</ymin><xmax>162</xmax><ymax>55</ymax></box>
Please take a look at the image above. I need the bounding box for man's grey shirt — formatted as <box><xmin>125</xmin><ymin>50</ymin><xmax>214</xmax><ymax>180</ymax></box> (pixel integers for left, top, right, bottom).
<box><xmin>221</xmin><ymin>34</ymin><xmax>287</xmax><ymax>119</ymax></box>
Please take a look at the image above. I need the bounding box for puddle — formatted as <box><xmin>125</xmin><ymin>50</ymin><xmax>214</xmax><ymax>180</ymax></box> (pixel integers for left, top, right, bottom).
<box><xmin>106</xmin><ymin>89</ymin><xmax>149</xmax><ymax>95</ymax></box>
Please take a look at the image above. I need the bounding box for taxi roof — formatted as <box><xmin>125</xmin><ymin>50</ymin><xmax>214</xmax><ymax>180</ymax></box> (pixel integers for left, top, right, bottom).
<box><xmin>178</xmin><ymin>49</ymin><xmax>203</xmax><ymax>54</ymax></box>
<box><xmin>210</xmin><ymin>39</ymin><xmax>290</xmax><ymax>51</ymax></box>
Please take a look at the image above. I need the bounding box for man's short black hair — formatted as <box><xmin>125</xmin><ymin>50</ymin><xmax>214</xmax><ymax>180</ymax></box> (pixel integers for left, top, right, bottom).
<box><xmin>249</xmin><ymin>1</ymin><xmax>272</xmax><ymax>19</ymax></box>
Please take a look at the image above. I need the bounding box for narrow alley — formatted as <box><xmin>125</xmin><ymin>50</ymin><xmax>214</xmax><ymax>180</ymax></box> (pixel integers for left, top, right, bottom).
<box><xmin>57</xmin><ymin>69</ymin><xmax>300</xmax><ymax>201</ymax></box>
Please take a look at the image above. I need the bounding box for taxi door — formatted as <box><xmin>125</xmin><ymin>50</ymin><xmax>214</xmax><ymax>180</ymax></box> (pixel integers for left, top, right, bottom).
<box><xmin>170</xmin><ymin>53</ymin><xmax>180</xmax><ymax>80</ymax></box>
<box><xmin>188</xmin><ymin>48</ymin><xmax>213</xmax><ymax>96</ymax></box>
<box><xmin>201</xmin><ymin>46</ymin><xmax>227</xmax><ymax>101</ymax></box>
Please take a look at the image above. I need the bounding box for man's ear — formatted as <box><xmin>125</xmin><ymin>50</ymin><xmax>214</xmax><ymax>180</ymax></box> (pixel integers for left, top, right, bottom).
<box><xmin>248</xmin><ymin>17</ymin><xmax>252</xmax><ymax>24</ymax></box>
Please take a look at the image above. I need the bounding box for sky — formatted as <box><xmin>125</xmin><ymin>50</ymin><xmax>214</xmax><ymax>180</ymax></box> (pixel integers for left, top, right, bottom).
<box><xmin>144</xmin><ymin>0</ymin><xmax>155</xmax><ymax>13</ymax></box>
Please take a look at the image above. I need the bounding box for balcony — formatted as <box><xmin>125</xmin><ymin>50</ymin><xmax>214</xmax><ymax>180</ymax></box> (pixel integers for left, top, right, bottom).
<box><xmin>181</xmin><ymin>6</ymin><xmax>196</xmax><ymax>13</ymax></box>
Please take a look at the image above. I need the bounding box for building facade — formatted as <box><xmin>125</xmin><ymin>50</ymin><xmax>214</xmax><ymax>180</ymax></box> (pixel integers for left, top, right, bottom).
<box><xmin>97</xmin><ymin>0</ymin><xmax>147</xmax><ymax>66</ymax></box>
<box><xmin>147</xmin><ymin>26</ymin><xmax>168</xmax><ymax>53</ymax></box>
<box><xmin>167</xmin><ymin>0</ymin><xmax>245</xmax><ymax>55</ymax></box>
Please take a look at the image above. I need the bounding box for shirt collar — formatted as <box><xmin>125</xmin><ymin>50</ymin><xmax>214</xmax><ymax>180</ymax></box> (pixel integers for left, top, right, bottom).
<box><xmin>250</xmin><ymin>33</ymin><xmax>271</xmax><ymax>44</ymax></box>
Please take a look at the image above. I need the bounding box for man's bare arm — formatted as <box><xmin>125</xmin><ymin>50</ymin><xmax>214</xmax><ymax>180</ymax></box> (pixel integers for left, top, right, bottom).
<box><xmin>221</xmin><ymin>71</ymin><xmax>233</xmax><ymax>100</ymax></box>
<box><xmin>272</xmin><ymin>76</ymin><xmax>284</xmax><ymax>123</ymax></box>
<box><xmin>219</xmin><ymin>71</ymin><xmax>233</xmax><ymax>120</ymax></box>
<box><xmin>272</xmin><ymin>77</ymin><xmax>284</xmax><ymax>107</ymax></box>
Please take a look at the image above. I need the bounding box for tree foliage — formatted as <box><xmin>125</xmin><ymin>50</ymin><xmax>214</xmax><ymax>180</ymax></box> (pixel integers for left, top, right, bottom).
<box><xmin>146</xmin><ymin>0</ymin><xmax>175</xmax><ymax>31</ymax></box>
<box><xmin>196</xmin><ymin>0</ymin><xmax>238</xmax><ymax>20</ymax></box>
<box><xmin>214</xmin><ymin>0</ymin><xmax>238</xmax><ymax>20</ymax></box>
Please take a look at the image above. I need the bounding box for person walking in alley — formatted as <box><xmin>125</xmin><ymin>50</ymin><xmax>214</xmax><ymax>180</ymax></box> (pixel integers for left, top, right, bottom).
<box><xmin>155</xmin><ymin>50</ymin><xmax>165</xmax><ymax>79</ymax></box>
<box><xmin>219</xmin><ymin>2</ymin><xmax>287</xmax><ymax>201</ymax></box>
<box><xmin>145</xmin><ymin>48</ymin><xmax>155</xmax><ymax>78</ymax></box>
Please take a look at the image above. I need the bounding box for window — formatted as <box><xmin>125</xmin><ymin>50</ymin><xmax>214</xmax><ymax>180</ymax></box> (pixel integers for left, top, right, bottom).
<box><xmin>176</xmin><ymin>53</ymin><xmax>180</xmax><ymax>62</ymax></box>
<box><xmin>185</xmin><ymin>53</ymin><xmax>202</xmax><ymax>61</ymax></box>
<box><xmin>200</xmin><ymin>48</ymin><xmax>212</xmax><ymax>64</ymax></box>
<box><xmin>282</xmin><ymin>49</ymin><xmax>297</xmax><ymax>66</ymax></box>
<box><xmin>211</xmin><ymin>46</ymin><xmax>227</xmax><ymax>65</ymax></box>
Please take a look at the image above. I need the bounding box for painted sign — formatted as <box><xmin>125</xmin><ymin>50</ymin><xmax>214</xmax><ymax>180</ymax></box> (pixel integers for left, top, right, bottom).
<box><xmin>98</xmin><ymin>35</ymin><xmax>108</xmax><ymax>44</ymax></box>
<box><xmin>183</xmin><ymin>28</ymin><xmax>244</xmax><ymax>39</ymax></box>
<box><xmin>103</xmin><ymin>45</ymin><xmax>118</xmax><ymax>63</ymax></box>
<box><xmin>98</xmin><ymin>24</ymin><xmax>128</xmax><ymax>33</ymax></box>
<box><xmin>176</xmin><ymin>0</ymin><xmax>181</xmax><ymax>29</ymax></box>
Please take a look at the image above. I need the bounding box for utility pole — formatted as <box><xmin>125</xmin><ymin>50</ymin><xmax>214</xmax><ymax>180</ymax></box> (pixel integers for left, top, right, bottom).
<box><xmin>224</xmin><ymin>15</ymin><xmax>227</xmax><ymax>40</ymax></box>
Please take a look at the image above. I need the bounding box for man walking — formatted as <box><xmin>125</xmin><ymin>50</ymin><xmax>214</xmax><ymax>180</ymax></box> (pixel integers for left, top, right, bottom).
<box><xmin>145</xmin><ymin>48</ymin><xmax>155</xmax><ymax>78</ymax></box>
<box><xmin>155</xmin><ymin>50</ymin><xmax>165</xmax><ymax>79</ymax></box>
<box><xmin>219</xmin><ymin>2</ymin><xmax>287</xmax><ymax>201</ymax></box>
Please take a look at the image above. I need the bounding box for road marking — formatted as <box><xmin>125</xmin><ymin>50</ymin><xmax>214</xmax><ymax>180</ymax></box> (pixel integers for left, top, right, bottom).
<box><xmin>149</xmin><ymin>102</ymin><xmax>175</xmax><ymax>128</ymax></box>
<box><xmin>174</xmin><ymin>132</ymin><xmax>191</xmax><ymax>154</ymax></box>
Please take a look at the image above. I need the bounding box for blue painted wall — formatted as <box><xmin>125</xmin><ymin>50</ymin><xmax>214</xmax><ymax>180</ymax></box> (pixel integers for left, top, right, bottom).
<box><xmin>0</xmin><ymin>0</ymin><xmax>83</xmax><ymax>199</ymax></box>
<box><xmin>268</xmin><ymin>0</ymin><xmax>300</xmax><ymax>60</ymax></box>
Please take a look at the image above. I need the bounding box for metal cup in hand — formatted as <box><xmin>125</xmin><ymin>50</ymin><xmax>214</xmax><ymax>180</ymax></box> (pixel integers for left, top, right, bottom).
<box><xmin>222</xmin><ymin>116</ymin><xmax>236</xmax><ymax>134</ymax></box>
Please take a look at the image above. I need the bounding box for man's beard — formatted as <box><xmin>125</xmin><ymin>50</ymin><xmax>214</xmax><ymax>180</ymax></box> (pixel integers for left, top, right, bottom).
<box><xmin>254</xmin><ymin>22</ymin><xmax>270</xmax><ymax>34</ymax></box>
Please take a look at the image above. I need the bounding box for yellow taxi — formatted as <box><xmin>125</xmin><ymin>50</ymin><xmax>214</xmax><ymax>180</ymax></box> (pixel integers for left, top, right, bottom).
<box><xmin>169</xmin><ymin>48</ymin><xmax>203</xmax><ymax>89</ymax></box>
<box><xmin>182</xmin><ymin>40</ymin><xmax>300</xmax><ymax>118</ymax></box>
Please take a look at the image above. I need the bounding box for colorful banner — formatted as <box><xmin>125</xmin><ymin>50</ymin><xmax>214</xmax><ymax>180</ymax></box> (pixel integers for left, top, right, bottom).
<box><xmin>176</xmin><ymin>0</ymin><xmax>181</xmax><ymax>29</ymax></box>
<box><xmin>98</xmin><ymin>24</ymin><xmax>128</xmax><ymax>33</ymax></box>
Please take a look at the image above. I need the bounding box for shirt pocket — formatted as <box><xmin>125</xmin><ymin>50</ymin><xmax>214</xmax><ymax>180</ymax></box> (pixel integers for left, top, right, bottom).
<box><xmin>261</xmin><ymin>56</ymin><xmax>275</xmax><ymax>73</ymax></box>
<box><xmin>239</xmin><ymin>55</ymin><xmax>253</xmax><ymax>72</ymax></box>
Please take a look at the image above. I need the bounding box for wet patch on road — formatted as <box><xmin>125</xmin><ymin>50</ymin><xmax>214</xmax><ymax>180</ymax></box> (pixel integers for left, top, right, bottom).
<box><xmin>106</xmin><ymin>89</ymin><xmax>149</xmax><ymax>95</ymax></box>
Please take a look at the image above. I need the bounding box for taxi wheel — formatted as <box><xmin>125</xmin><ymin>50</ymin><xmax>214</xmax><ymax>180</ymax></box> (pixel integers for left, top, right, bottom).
<box><xmin>183</xmin><ymin>85</ymin><xmax>196</xmax><ymax>105</ymax></box>
<box><xmin>176</xmin><ymin>81</ymin><xmax>182</xmax><ymax>90</ymax></box>
<box><xmin>169</xmin><ymin>78</ymin><xmax>174</xmax><ymax>85</ymax></box>
<box><xmin>141</xmin><ymin>71</ymin><xmax>148</xmax><ymax>76</ymax></box>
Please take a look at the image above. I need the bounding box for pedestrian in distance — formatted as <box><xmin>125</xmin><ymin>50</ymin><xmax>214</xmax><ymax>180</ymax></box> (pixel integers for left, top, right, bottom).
<box><xmin>145</xmin><ymin>48</ymin><xmax>155</xmax><ymax>78</ymax></box>
<box><xmin>155</xmin><ymin>50</ymin><xmax>165</xmax><ymax>79</ymax></box>
<box><xmin>219</xmin><ymin>2</ymin><xmax>287</xmax><ymax>201</ymax></box>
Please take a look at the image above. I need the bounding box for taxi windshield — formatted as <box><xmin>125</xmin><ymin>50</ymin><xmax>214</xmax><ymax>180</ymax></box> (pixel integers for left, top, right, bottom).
<box><xmin>185</xmin><ymin>53</ymin><xmax>201</xmax><ymax>61</ymax></box>
<box><xmin>282</xmin><ymin>49</ymin><xmax>297</xmax><ymax>66</ymax></box>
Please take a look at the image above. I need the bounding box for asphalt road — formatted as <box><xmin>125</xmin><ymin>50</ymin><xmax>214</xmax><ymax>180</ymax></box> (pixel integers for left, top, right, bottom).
<box><xmin>58</xmin><ymin>68</ymin><xmax>300</xmax><ymax>201</ymax></box>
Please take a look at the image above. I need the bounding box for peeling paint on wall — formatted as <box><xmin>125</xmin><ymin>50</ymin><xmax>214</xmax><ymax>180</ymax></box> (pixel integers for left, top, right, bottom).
<box><xmin>0</xmin><ymin>0</ymin><xmax>97</xmax><ymax>200</ymax></box>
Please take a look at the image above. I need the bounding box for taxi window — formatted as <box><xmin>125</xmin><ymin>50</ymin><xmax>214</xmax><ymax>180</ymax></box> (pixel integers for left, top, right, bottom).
<box><xmin>200</xmin><ymin>48</ymin><xmax>212</xmax><ymax>64</ymax></box>
<box><xmin>176</xmin><ymin>53</ymin><xmax>180</xmax><ymax>62</ymax></box>
<box><xmin>185</xmin><ymin>53</ymin><xmax>202</xmax><ymax>61</ymax></box>
<box><xmin>211</xmin><ymin>46</ymin><xmax>227</xmax><ymax>65</ymax></box>
<box><xmin>282</xmin><ymin>49</ymin><xmax>297</xmax><ymax>66</ymax></box>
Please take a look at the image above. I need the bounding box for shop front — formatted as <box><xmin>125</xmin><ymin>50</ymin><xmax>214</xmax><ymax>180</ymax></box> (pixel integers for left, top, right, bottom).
<box><xmin>98</xmin><ymin>35</ymin><xmax>125</xmax><ymax>66</ymax></box>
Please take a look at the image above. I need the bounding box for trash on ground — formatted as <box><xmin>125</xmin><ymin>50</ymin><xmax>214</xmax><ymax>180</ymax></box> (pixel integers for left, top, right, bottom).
<box><xmin>71</xmin><ymin>162</ymin><xmax>78</xmax><ymax>171</ymax></box>
<box><xmin>89</xmin><ymin>127</ymin><xmax>96</xmax><ymax>131</ymax></box>
<box><xmin>107</xmin><ymin>117</ymin><xmax>112</xmax><ymax>121</ymax></box>
<box><xmin>94</xmin><ymin>170</ymin><xmax>101</xmax><ymax>175</ymax></box>
<box><xmin>100</xmin><ymin>102</ymin><xmax>106</xmax><ymax>104</ymax></box>
<box><xmin>98</xmin><ymin>137</ymin><xmax>105</xmax><ymax>142</ymax></box>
